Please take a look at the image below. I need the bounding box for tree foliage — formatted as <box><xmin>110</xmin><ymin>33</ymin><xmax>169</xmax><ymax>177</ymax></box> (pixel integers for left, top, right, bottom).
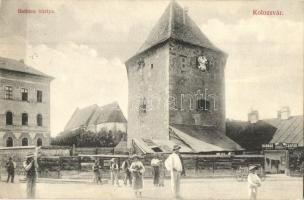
<box><xmin>51</xmin><ymin>129</ymin><xmax>126</xmax><ymax>147</ymax></box>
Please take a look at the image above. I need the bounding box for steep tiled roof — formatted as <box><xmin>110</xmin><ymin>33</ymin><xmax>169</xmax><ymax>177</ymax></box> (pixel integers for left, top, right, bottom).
<box><xmin>226</xmin><ymin>115</ymin><xmax>304</xmax><ymax>150</ymax></box>
<box><xmin>170</xmin><ymin>124</ymin><xmax>243</xmax><ymax>152</ymax></box>
<box><xmin>264</xmin><ymin>115</ymin><xmax>303</xmax><ymax>146</ymax></box>
<box><xmin>95</xmin><ymin>102</ymin><xmax>127</xmax><ymax>124</ymax></box>
<box><xmin>64</xmin><ymin>102</ymin><xmax>127</xmax><ymax>132</ymax></box>
<box><xmin>134</xmin><ymin>1</ymin><xmax>223</xmax><ymax>58</ymax></box>
<box><xmin>0</xmin><ymin>56</ymin><xmax>53</xmax><ymax>79</ymax></box>
<box><xmin>64</xmin><ymin>104</ymin><xmax>100</xmax><ymax>131</ymax></box>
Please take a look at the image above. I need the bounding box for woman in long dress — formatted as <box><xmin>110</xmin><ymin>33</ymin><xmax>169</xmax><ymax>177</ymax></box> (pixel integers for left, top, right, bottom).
<box><xmin>129</xmin><ymin>154</ymin><xmax>145</xmax><ymax>198</ymax></box>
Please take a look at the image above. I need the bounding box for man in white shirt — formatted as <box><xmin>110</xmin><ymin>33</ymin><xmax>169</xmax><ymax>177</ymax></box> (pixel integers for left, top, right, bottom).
<box><xmin>165</xmin><ymin>145</ymin><xmax>183</xmax><ymax>199</ymax></box>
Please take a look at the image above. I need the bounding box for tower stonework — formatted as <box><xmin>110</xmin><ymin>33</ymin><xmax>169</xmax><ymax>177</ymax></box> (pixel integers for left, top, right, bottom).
<box><xmin>126</xmin><ymin>1</ymin><xmax>230</xmax><ymax>150</ymax></box>
<box><xmin>169</xmin><ymin>41</ymin><xmax>227</xmax><ymax>132</ymax></box>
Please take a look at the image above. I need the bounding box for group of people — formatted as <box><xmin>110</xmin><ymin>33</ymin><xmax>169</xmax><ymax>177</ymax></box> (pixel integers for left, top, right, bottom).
<box><xmin>3</xmin><ymin>144</ymin><xmax>262</xmax><ymax>200</ymax></box>
<box><xmin>91</xmin><ymin>144</ymin><xmax>262</xmax><ymax>200</ymax></box>
<box><xmin>4</xmin><ymin>153</ymin><xmax>38</xmax><ymax>198</ymax></box>
<box><xmin>91</xmin><ymin>155</ymin><xmax>145</xmax><ymax>197</ymax></box>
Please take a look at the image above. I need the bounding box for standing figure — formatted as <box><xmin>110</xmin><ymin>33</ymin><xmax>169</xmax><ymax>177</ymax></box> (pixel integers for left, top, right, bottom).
<box><xmin>165</xmin><ymin>145</ymin><xmax>184</xmax><ymax>199</ymax></box>
<box><xmin>110</xmin><ymin>158</ymin><xmax>120</xmax><ymax>186</ymax></box>
<box><xmin>23</xmin><ymin>153</ymin><xmax>38</xmax><ymax>199</ymax></box>
<box><xmin>121</xmin><ymin>157</ymin><xmax>132</xmax><ymax>186</ymax></box>
<box><xmin>6</xmin><ymin>157</ymin><xmax>16</xmax><ymax>183</ymax></box>
<box><xmin>151</xmin><ymin>154</ymin><xmax>160</xmax><ymax>186</ymax></box>
<box><xmin>247</xmin><ymin>165</ymin><xmax>262</xmax><ymax>200</ymax></box>
<box><xmin>92</xmin><ymin>159</ymin><xmax>102</xmax><ymax>184</ymax></box>
<box><xmin>158</xmin><ymin>155</ymin><xmax>166</xmax><ymax>187</ymax></box>
<box><xmin>129</xmin><ymin>154</ymin><xmax>145</xmax><ymax>198</ymax></box>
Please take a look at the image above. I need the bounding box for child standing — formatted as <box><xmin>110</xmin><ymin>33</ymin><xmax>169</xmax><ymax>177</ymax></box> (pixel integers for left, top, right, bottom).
<box><xmin>247</xmin><ymin>165</ymin><xmax>262</xmax><ymax>200</ymax></box>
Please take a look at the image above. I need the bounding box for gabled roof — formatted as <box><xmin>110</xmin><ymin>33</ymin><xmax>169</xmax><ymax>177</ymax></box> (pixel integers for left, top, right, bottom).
<box><xmin>264</xmin><ymin>115</ymin><xmax>303</xmax><ymax>146</ymax></box>
<box><xmin>132</xmin><ymin>0</ymin><xmax>223</xmax><ymax>59</ymax></box>
<box><xmin>226</xmin><ymin>115</ymin><xmax>304</xmax><ymax>150</ymax></box>
<box><xmin>95</xmin><ymin>102</ymin><xmax>127</xmax><ymax>124</ymax></box>
<box><xmin>64</xmin><ymin>104</ymin><xmax>100</xmax><ymax>131</ymax></box>
<box><xmin>0</xmin><ymin>56</ymin><xmax>53</xmax><ymax>79</ymax></box>
<box><xmin>170</xmin><ymin>124</ymin><xmax>243</xmax><ymax>152</ymax></box>
<box><xmin>64</xmin><ymin>102</ymin><xmax>127</xmax><ymax>132</ymax></box>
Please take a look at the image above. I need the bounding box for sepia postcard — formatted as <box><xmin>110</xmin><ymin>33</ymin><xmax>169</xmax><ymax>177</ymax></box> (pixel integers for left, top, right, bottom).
<box><xmin>0</xmin><ymin>0</ymin><xmax>303</xmax><ymax>199</ymax></box>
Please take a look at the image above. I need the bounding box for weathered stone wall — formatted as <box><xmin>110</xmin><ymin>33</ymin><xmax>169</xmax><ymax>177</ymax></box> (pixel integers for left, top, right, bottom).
<box><xmin>168</xmin><ymin>41</ymin><xmax>227</xmax><ymax>134</ymax></box>
<box><xmin>126</xmin><ymin>44</ymin><xmax>170</xmax><ymax>147</ymax></box>
<box><xmin>0</xmin><ymin>70</ymin><xmax>51</xmax><ymax>146</ymax></box>
<box><xmin>0</xmin><ymin>146</ymin><xmax>36</xmax><ymax>176</ymax></box>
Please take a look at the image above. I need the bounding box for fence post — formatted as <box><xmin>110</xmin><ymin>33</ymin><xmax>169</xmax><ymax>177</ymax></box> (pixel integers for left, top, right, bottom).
<box><xmin>58</xmin><ymin>157</ymin><xmax>62</xmax><ymax>179</ymax></box>
<box><xmin>212</xmin><ymin>158</ymin><xmax>215</xmax><ymax>177</ymax></box>
<box><xmin>78</xmin><ymin>156</ymin><xmax>82</xmax><ymax>171</ymax></box>
<box><xmin>195</xmin><ymin>157</ymin><xmax>198</xmax><ymax>176</ymax></box>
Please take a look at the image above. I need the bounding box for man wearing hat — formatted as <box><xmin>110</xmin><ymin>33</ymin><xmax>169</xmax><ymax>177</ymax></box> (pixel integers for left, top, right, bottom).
<box><xmin>5</xmin><ymin>157</ymin><xmax>16</xmax><ymax>183</ymax></box>
<box><xmin>23</xmin><ymin>153</ymin><xmax>38</xmax><ymax>198</ymax></box>
<box><xmin>247</xmin><ymin>165</ymin><xmax>262</xmax><ymax>200</ymax></box>
<box><xmin>121</xmin><ymin>156</ymin><xmax>132</xmax><ymax>186</ymax></box>
<box><xmin>165</xmin><ymin>144</ymin><xmax>184</xmax><ymax>199</ymax></box>
<box><xmin>110</xmin><ymin>158</ymin><xmax>120</xmax><ymax>186</ymax></box>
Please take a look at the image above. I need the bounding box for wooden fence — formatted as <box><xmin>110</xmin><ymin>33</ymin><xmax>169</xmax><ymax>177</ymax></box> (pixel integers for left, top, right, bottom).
<box><xmin>36</xmin><ymin>154</ymin><xmax>265</xmax><ymax>179</ymax></box>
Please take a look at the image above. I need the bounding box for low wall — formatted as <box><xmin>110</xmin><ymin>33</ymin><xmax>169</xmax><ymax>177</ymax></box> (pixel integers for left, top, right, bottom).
<box><xmin>0</xmin><ymin>146</ymin><xmax>37</xmax><ymax>177</ymax></box>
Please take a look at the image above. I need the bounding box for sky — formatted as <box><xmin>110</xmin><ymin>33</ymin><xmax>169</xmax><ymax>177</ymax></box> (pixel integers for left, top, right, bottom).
<box><xmin>0</xmin><ymin>0</ymin><xmax>303</xmax><ymax>136</ymax></box>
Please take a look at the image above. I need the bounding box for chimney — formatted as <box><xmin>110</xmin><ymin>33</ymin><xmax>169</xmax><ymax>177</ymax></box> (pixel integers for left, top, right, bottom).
<box><xmin>248</xmin><ymin>110</ymin><xmax>259</xmax><ymax>124</ymax></box>
<box><xmin>278</xmin><ymin>106</ymin><xmax>290</xmax><ymax>120</ymax></box>
<box><xmin>183</xmin><ymin>7</ymin><xmax>188</xmax><ymax>24</ymax></box>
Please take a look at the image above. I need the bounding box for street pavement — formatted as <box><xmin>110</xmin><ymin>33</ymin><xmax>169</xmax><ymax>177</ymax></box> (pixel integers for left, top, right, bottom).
<box><xmin>0</xmin><ymin>175</ymin><xmax>302</xmax><ymax>199</ymax></box>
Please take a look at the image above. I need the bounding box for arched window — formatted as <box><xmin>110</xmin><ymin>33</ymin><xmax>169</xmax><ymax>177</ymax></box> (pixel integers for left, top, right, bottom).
<box><xmin>22</xmin><ymin>138</ymin><xmax>29</xmax><ymax>146</ymax></box>
<box><xmin>37</xmin><ymin>114</ymin><xmax>43</xmax><ymax>126</ymax></box>
<box><xmin>22</xmin><ymin>113</ymin><xmax>28</xmax><ymax>125</ymax></box>
<box><xmin>6</xmin><ymin>111</ymin><xmax>13</xmax><ymax>125</ymax></box>
<box><xmin>6</xmin><ymin>137</ymin><xmax>13</xmax><ymax>147</ymax></box>
<box><xmin>37</xmin><ymin>138</ymin><xmax>42</xmax><ymax>146</ymax></box>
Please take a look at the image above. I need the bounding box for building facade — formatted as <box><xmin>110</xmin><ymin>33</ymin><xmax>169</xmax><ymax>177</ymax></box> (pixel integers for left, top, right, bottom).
<box><xmin>0</xmin><ymin>57</ymin><xmax>53</xmax><ymax>147</ymax></box>
<box><xmin>125</xmin><ymin>1</ymin><xmax>241</xmax><ymax>153</ymax></box>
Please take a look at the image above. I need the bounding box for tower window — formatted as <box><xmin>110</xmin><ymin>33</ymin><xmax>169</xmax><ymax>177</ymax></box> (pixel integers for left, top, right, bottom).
<box><xmin>22</xmin><ymin>113</ymin><xmax>28</xmax><ymax>125</ymax></box>
<box><xmin>197</xmin><ymin>99</ymin><xmax>210</xmax><ymax>111</ymax></box>
<box><xmin>5</xmin><ymin>86</ymin><xmax>13</xmax><ymax>100</ymax></box>
<box><xmin>37</xmin><ymin>90</ymin><xmax>43</xmax><ymax>102</ymax></box>
<box><xmin>6</xmin><ymin>137</ymin><xmax>13</xmax><ymax>147</ymax></box>
<box><xmin>151</xmin><ymin>64</ymin><xmax>153</xmax><ymax>69</ymax></box>
<box><xmin>21</xmin><ymin>88</ymin><xmax>28</xmax><ymax>101</ymax></box>
<box><xmin>37</xmin><ymin>138</ymin><xmax>43</xmax><ymax>146</ymax></box>
<box><xmin>37</xmin><ymin>114</ymin><xmax>43</xmax><ymax>126</ymax></box>
<box><xmin>6</xmin><ymin>111</ymin><xmax>13</xmax><ymax>125</ymax></box>
<box><xmin>22</xmin><ymin>138</ymin><xmax>29</xmax><ymax>146</ymax></box>
<box><xmin>139</xmin><ymin>97</ymin><xmax>147</xmax><ymax>113</ymax></box>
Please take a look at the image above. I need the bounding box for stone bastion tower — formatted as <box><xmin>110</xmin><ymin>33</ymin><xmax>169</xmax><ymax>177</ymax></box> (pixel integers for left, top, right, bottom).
<box><xmin>125</xmin><ymin>1</ymin><xmax>241</xmax><ymax>153</ymax></box>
